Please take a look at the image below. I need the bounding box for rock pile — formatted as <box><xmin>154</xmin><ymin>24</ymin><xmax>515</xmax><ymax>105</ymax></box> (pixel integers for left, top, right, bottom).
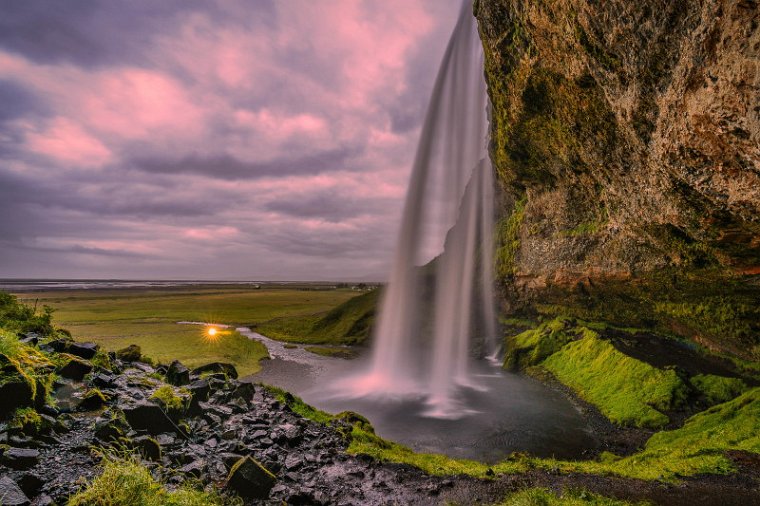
<box><xmin>0</xmin><ymin>341</ymin><xmax>454</xmax><ymax>505</ymax></box>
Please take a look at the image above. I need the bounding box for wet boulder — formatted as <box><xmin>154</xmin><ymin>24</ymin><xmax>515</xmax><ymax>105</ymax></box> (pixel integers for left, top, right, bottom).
<box><xmin>227</xmin><ymin>456</ymin><xmax>277</xmax><ymax>499</ymax></box>
<box><xmin>166</xmin><ymin>360</ymin><xmax>190</xmax><ymax>386</ymax></box>
<box><xmin>192</xmin><ymin>362</ymin><xmax>238</xmax><ymax>379</ymax></box>
<box><xmin>0</xmin><ymin>476</ymin><xmax>30</xmax><ymax>506</ymax></box>
<box><xmin>122</xmin><ymin>400</ymin><xmax>178</xmax><ymax>435</ymax></box>
<box><xmin>67</xmin><ymin>342</ymin><xmax>99</xmax><ymax>360</ymax></box>
<box><xmin>115</xmin><ymin>344</ymin><xmax>142</xmax><ymax>362</ymax></box>
<box><xmin>57</xmin><ymin>354</ymin><xmax>93</xmax><ymax>380</ymax></box>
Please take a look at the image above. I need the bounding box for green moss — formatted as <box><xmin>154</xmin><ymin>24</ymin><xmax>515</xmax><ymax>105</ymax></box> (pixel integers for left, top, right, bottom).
<box><xmin>91</xmin><ymin>351</ymin><xmax>113</xmax><ymax>371</ymax></box>
<box><xmin>543</xmin><ymin>331</ymin><xmax>688</xmax><ymax>428</ymax></box>
<box><xmin>260</xmin><ymin>384</ymin><xmax>334</xmax><ymax>425</ymax></box>
<box><xmin>11</xmin><ymin>407</ymin><xmax>43</xmax><ymax>434</ymax></box>
<box><xmin>495</xmin><ymin>487</ymin><xmax>641</xmax><ymax>506</ymax></box>
<box><xmin>150</xmin><ymin>385</ymin><xmax>190</xmax><ymax>412</ymax></box>
<box><xmin>348</xmin><ymin>424</ymin><xmax>526</xmax><ymax>478</ymax></box>
<box><xmin>556</xmin><ymin>387</ymin><xmax>760</xmax><ymax>480</ymax></box>
<box><xmin>691</xmin><ymin>374</ymin><xmax>748</xmax><ymax>406</ymax></box>
<box><xmin>67</xmin><ymin>457</ymin><xmax>229</xmax><ymax>506</ymax></box>
<box><xmin>495</xmin><ymin>197</ymin><xmax>527</xmax><ymax>279</ymax></box>
<box><xmin>654</xmin><ymin>298</ymin><xmax>754</xmax><ymax>350</ymax></box>
<box><xmin>0</xmin><ymin>329</ymin><xmax>55</xmax><ymax>404</ymax></box>
<box><xmin>561</xmin><ymin>220</ymin><xmax>605</xmax><ymax>237</ymax></box>
<box><xmin>504</xmin><ymin>317</ymin><xmax>578</xmax><ymax>369</ymax></box>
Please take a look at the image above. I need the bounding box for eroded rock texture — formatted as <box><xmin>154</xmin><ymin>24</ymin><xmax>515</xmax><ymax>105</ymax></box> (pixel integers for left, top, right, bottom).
<box><xmin>475</xmin><ymin>0</ymin><xmax>759</xmax><ymax>357</ymax></box>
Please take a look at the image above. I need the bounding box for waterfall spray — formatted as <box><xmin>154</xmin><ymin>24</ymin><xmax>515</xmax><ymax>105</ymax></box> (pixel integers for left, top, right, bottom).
<box><xmin>344</xmin><ymin>0</ymin><xmax>496</xmax><ymax>418</ymax></box>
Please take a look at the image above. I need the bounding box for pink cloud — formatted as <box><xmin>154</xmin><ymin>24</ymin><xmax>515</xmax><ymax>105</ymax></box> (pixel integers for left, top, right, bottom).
<box><xmin>25</xmin><ymin>117</ymin><xmax>112</xmax><ymax>168</ymax></box>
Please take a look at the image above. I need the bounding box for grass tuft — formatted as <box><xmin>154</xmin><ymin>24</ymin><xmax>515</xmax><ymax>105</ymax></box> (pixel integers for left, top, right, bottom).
<box><xmin>495</xmin><ymin>487</ymin><xmax>642</xmax><ymax>506</ymax></box>
<box><xmin>67</xmin><ymin>456</ymin><xmax>230</xmax><ymax>506</ymax></box>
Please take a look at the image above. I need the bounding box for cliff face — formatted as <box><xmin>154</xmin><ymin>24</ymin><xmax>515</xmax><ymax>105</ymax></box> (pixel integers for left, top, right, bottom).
<box><xmin>475</xmin><ymin>0</ymin><xmax>759</xmax><ymax>357</ymax></box>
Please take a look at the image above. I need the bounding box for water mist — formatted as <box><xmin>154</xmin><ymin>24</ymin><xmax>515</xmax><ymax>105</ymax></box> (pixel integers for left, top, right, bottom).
<box><xmin>342</xmin><ymin>0</ymin><xmax>496</xmax><ymax>418</ymax></box>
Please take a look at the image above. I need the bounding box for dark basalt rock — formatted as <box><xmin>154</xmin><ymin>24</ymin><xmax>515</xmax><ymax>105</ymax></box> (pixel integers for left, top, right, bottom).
<box><xmin>226</xmin><ymin>456</ymin><xmax>277</xmax><ymax>499</ymax></box>
<box><xmin>2</xmin><ymin>448</ymin><xmax>40</xmax><ymax>470</ymax></box>
<box><xmin>0</xmin><ymin>476</ymin><xmax>30</xmax><ymax>506</ymax></box>
<box><xmin>67</xmin><ymin>342</ymin><xmax>99</xmax><ymax>360</ymax></box>
<box><xmin>91</xmin><ymin>372</ymin><xmax>117</xmax><ymax>388</ymax></box>
<box><xmin>192</xmin><ymin>362</ymin><xmax>238</xmax><ymax>379</ymax></box>
<box><xmin>0</xmin><ymin>373</ymin><xmax>34</xmax><ymax>418</ymax></box>
<box><xmin>166</xmin><ymin>360</ymin><xmax>190</xmax><ymax>386</ymax></box>
<box><xmin>18</xmin><ymin>473</ymin><xmax>44</xmax><ymax>497</ymax></box>
<box><xmin>230</xmin><ymin>380</ymin><xmax>255</xmax><ymax>401</ymax></box>
<box><xmin>122</xmin><ymin>401</ymin><xmax>177</xmax><ymax>435</ymax></box>
<box><xmin>57</xmin><ymin>355</ymin><xmax>93</xmax><ymax>380</ymax></box>
<box><xmin>46</xmin><ymin>339</ymin><xmax>70</xmax><ymax>353</ymax></box>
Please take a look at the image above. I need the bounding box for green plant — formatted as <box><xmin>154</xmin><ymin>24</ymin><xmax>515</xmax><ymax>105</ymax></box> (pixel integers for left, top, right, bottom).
<box><xmin>150</xmin><ymin>385</ymin><xmax>190</xmax><ymax>412</ymax></box>
<box><xmin>67</xmin><ymin>456</ymin><xmax>230</xmax><ymax>506</ymax></box>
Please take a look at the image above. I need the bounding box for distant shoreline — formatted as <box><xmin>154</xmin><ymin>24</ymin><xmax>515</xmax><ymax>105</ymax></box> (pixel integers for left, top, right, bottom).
<box><xmin>1</xmin><ymin>279</ymin><xmax>381</xmax><ymax>292</ymax></box>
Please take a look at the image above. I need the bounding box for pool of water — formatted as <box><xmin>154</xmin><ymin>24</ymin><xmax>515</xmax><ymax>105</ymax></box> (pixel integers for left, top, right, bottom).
<box><xmin>240</xmin><ymin>328</ymin><xmax>598</xmax><ymax>463</ymax></box>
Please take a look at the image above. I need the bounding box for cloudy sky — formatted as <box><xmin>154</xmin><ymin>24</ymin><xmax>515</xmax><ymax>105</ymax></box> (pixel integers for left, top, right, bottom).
<box><xmin>0</xmin><ymin>0</ymin><xmax>462</xmax><ymax>281</ymax></box>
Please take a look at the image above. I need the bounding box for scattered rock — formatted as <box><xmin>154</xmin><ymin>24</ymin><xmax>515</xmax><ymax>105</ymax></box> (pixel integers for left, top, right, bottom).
<box><xmin>2</xmin><ymin>448</ymin><xmax>40</xmax><ymax>470</ymax></box>
<box><xmin>0</xmin><ymin>366</ymin><xmax>35</xmax><ymax>417</ymax></box>
<box><xmin>46</xmin><ymin>339</ymin><xmax>70</xmax><ymax>353</ymax></box>
<box><xmin>57</xmin><ymin>355</ymin><xmax>93</xmax><ymax>380</ymax></box>
<box><xmin>227</xmin><ymin>456</ymin><xmax>277</xmax><ymax>499</ymax></box>
<box><xmin>79</xmin><ymin>389</ymin><xmax>108</xmax><ymax>410</ymax></box>
<box><xmin>67</xmin><ymin>342</ymin><xmax>99</xmax><ymax>360</ymax></box>
<box><xmin>122</xmin><ymin>401</ymin><xmax>178</xmax><ymax>435</ymax></box>
<box><xmin>180</xmin><ymin>459</ymin><xmax>206</xmax><ymax>478</ymax></box>
<box><xmin>133</xmin><ymin>435</ymin><xmax>162</xmax><ymax>461</ymax></box>
<box><xmin>115</xmin><ymin>344</ymin><xmax>142</xmax><ymax>362</ymax></box>
<box><xmin>166</xmin><ymin>360</ymin><xmax>190</xmax><ymax>386</ymax></box>
<box><xmin>91</xmin><ymin>373</ymin><xmax>117</xmax><ymax>388</ymax></box>
<box><xmin>0</xmin><ymin>476</ymin><xmax>30</xmax><ymax>506</ymax></box>
<box><xmin>192</xmin><ymin>362</ymin><xmax>238</xmax><ymax>379</ymax></box>
<box><xmin>230</xmin><ymin>380</ymin><xmax>255</xmax><ymax>401</ymax></box>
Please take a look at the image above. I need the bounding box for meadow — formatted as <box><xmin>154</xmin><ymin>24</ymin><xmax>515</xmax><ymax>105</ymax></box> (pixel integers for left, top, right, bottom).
<box><xmin>14</xmin><ymin>285</ymin><xmax>359</xmax><ymax>376</ymax></box>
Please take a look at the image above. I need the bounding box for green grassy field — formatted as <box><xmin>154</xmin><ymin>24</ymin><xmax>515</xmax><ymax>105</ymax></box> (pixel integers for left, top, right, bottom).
<box><xmin>14</xmin><ymin>286</ymin><xmax>360</xmax><ymax>376</ymax></box>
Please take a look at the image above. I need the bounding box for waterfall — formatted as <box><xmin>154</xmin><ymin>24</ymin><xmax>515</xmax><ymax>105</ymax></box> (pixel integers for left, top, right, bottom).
<box><xmin>345</xmin><ymin>0</ymin><xmax>496</xmax><ymax>418</ymax></box>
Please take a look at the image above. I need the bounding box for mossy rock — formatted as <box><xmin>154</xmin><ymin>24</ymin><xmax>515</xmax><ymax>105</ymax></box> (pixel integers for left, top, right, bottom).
<box><xmin>57</xmin><ymin>354</ymin><xmax>93</xmax><ymax>380</ymax></box>
<box><xmin>132</xmin><ymin>435</ymin><xmax>162</xmax><ymax>461</ymax></box>
<box><xmin>191</xmin><ymin>362</ymin><xmax>238</xmax><ymax>380</ymax></box>
<box><xmin>80</xmin><ymin>388</ymin><xmax>109</xmax><ymax>410</ymax></box>
<box><xmin>226</xmin><ymin>456</ymin><xmax>276</xmax><ymax>500</ymax></box>
<box><xmin>335</xmin><ymin>411</ymin><xmax>374</xmax><ymax>433</ymax></box>
<box><xmin>116</xmin><ymin>344</ymin><xmax>142</xmax><ymax>362</ymax></box>
<box><xmin>0</xmin><ymin>361</ymin><xmax>35</xmax><ymax>419</ymax></box>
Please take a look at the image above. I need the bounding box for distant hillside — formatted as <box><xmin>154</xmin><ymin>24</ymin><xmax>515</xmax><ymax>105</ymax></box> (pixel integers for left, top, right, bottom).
<box><xmin>257</xmin><ymin>289</ymin><xmax>379</xmax><ymax>345</ymax></box>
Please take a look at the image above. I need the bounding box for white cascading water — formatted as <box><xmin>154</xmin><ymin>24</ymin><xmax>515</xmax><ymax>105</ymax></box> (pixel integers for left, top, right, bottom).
<box><xmin>343</xmin><ymin>0</ymin><xmax>496</xmax><ymax>418</ymax></box>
